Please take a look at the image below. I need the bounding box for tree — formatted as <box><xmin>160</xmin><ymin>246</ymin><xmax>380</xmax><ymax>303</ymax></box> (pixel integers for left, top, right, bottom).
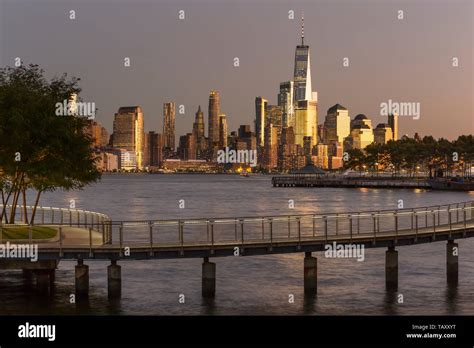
<box><xmin>0</xmin><ymin>64</ymin><xmax>100</xmax><ymax>224</ymax></box>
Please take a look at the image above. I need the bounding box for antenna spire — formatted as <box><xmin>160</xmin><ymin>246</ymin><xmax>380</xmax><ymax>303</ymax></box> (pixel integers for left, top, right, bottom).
<box><xmin>301</xmin><ymin>13</ymin><xmax>304</xmax><ymax>45</ymax></box>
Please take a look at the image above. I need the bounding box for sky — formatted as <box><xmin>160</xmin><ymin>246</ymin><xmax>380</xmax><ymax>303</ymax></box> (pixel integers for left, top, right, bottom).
<box><xmin>0</xmin><ymin>0</ymin><xmax>473</xmax><ymax>141</ymax></box>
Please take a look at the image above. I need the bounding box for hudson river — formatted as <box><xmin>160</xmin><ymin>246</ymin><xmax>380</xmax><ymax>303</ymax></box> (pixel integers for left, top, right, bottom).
<box><xmin>1</xmin><ymin>174</ymin><xmax>473</xmax><ymax>315</ymax></box>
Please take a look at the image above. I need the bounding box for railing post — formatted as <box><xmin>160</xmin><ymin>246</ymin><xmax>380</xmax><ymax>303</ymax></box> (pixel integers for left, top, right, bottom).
<box><xmin>51</xmin><ymin>208</ymin><xmax>54</xmax><ymax>224</ymax></box>
<box><xmin>60</xmin><ymin>209</ymin><xmax>64</xmax><ymax>224</ymax></box>
<box><xmin>269</xmin><ymin>218</ymin><xmax>273</xmax><ymax>247</ymax></box>
<box><xmin>448</xmin><ymin>207</ymin><xmax>452</xmax><ymax>238</ymax></box>
<box><xmin>287</xmin><ymin>216</ymin><xmax>291</xmax><ymax>238</ymax></box>
<box><xmin>463</xmin><ymin>203</ymin><xmax>467</xmax><ymax>237</ymax></box>
<box><xmin>234</xmin><ymin>219</ymin><xmax>238</xmax><ymax>241</ymax></box>
<box><xmin>324</xmin><ymin>216</ymin><xmax>328</xmax><ymax>243</ymax></box>
<box><xmin>42</xmin><ymin>208</ymin><xmax>45</xmax><ymax>224</ymax></box>
<box><xmin>240</xmin><ymin>219</ymin><xmax>244</xmax><ymax>247</ymax></box>
<box><xmin>206</xmin><ymin>220</ymin><xmax>210</xmax><ymax>242</ymax></box>
<box><xmin>297</xmin><ymin>217</ymin><xmax>301</xmax><ymax>247</ymax></box>
<box><xmin>119</xmin><ymin>222</ymin><xmax>123</xmax><ymax>257</ymax></box>
<box><xmin>411</xmin><ymin>208</ymin><xmax>414</xmax><ymax>230</ymax></box>
<box><xmin>373</xmin><ymin>213</ymin><xmax>377</xmax><ymax>245</ymax></box>
<box><xmin>261</xmin><ymin>217</ymin><xmax>264</xmax><ymax>240</ymax></box>
<box><xmin>312</xmin><ymin>215</ymin><xmax>315</xmax><ymax>237</ymax></box>
<box><xmin>395</xmin><ymin>213</ymin><xmax>398</xmax><ymax>242</ymax></box>
<box><xmin>149</xmin><ymin>221</ymin><xmax>153</xmax><ymax>256</ymax></box>
<box><xmin>211</xmin><ymin>220</ymin><xmax>214</xmax><ymax>247</ymax></box>
<box><xmin>349</xmin><ymin>215</ymin><xmax>353</xmax><ymax>242</ymax></box>
<box><xmin>357</xmin><ymin>213</ymin><xmax>360</xmax><ymax>234</ymax></box>
<box><xmin>456</xmin><ymin>203</ymin><xmax>459</xmax><ymax>223</ymax></box>
<box><xmin>69</xmin><ymin>210</ymin><xmax>72</xmax><ymax>227</ymax></box>
<box><xmin>438</xmin><ymin>205</ymin><xmax>441</xmax><ymax>226</ymax></box>
<box><xmin>335</xmin><ymin>213</ymin><xmax>339</xmax><ymax>235</ymax></box>
<box><xmin>432</xmin><ymin>210</ymin><xmax>436</xmax><ymax>240</ymax></box>
<box><xmin>89</xmin><ymin>227</ymin><xmax>93</xmax><ymax>257</ymax></box>
<box><xmin>415</xmin><ymin>212</ymin><xmax>418</xmax><ymax>241</ymax></box>
<box><xmin>77</xmin><ymin>211</ymin><xmax>80</xmax><ymax>227</ymax></box>
<box><xmin>59</xmin><ymin>227</ymin><xmax>63</xmax><ymax>257</ymax></box>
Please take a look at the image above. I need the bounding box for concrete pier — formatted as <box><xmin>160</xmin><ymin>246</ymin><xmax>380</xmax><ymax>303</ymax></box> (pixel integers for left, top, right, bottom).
<box><xmin>108</xmin><ymin>260</ymin><xmax>122</xmax><ymax>299</ymax></box>
<box><xmin>446</xmin><ymin>240</ymin><xmax>458</xmax><ymax>285</ymax></box>
<box><xmin>75</xmin><ymin>259</ymin><xmax>89</xmax><ymax>297</ymax></box>
<box><xmin>34</xmin><ymin>270</ymin><xmax>52</xmax><ymax>294</ymax></box>
<box><xmin>304</xmin><ymin>252</ymin><xmax>317</xmax><ymax>296</ymax></box>
<box><xmin>385</xmin><ymin>246</ymin><xmax>398</xmax><ymax>290</ymax></box>
<box><xmin>202</xmin><ymin>257</ymin><xmax>216</xmax><ymax>298</ymax></box>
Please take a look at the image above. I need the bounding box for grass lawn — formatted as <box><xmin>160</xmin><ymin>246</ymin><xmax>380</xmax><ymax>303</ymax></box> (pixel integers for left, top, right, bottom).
<box><xmin>0</xmin><ymin>225</ymin><xmax>58</xmax><ymax>240</ymax></box>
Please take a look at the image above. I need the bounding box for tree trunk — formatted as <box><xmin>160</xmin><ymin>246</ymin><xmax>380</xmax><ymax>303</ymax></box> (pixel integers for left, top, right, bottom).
<box><xmin>30</xmin><ymin>190</ymin><xmax>42</xmax><ymax>225</ymax></box>
<box><xmin>21</xmin><ymin>186</ymin><xmax>28</xmax><ymax>224</ymax></box>
<box><xmin>9</xmin><ymin>173</ymin><xmax>24</xmax><ymax>224</ymax></box>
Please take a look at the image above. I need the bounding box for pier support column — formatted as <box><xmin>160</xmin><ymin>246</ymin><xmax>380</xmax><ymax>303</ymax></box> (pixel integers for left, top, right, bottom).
<box><xmin>385</xmin><ymin>246</ymin><xmax>398</xmax><ymax>290</ymax></box>
<box><xmin>75</xmin><ymin>259</ymin><xmax>89</xmax><ymax>298</ymax></box>
<box><xmin>202</xmin><ymin>257</ymin><xmax>216</xmax><ymax>298</ymax></box>
<box><xmin>304</xmin><ymin>252</ymin><xmax>317</xmax><ymax>296</ymax></box>
<box><xmin>446</xmin><ymin>240</ymin><xmax>458</xmax><ymax>286</ymax></box>
<box><xmin>108</xmin><ymin>260</ymin><xmax>122</xmax><ymax>299</ymax></box>
<box><xmin>34</xmin><ymin>270</ymin><xmax>51</xmax><ymax>294</ymax></box>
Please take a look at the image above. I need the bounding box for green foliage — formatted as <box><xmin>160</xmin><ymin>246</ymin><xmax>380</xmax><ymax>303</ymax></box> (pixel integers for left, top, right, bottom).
<box><xmin>0</xmin><ymin>64</ymin><xmax>101</xmax><ymax>223</ymax></box>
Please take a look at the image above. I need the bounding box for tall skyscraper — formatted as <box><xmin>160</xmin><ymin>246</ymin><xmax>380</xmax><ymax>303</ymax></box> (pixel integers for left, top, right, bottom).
<box><xmin>255</xmin><ymin>96</ymin><xmax>268</xmax><ymax>147</ymax></box>
<box><xmin>112</xmin><ymin>106</ymin><xmax>144</xmax><ymax>169</ymax></box>
<box><xmin>178</xmin><ymin>133</ymin><xmax>196</xmax><ymax>161</ymax></box>
<box><xmin>293</xmin><ymin>15</ymin><xmax>313</xmax><ymax>102</ymax></box>
<box><xmin>163</xmin><ymin>102</ymin><xmax>176</xmax><ymax>152</ymax></box>
<box><xmin>278</xmin><ymin>81</ymin><xmax>295</xmax><ymax>128</ymax></box>
<box><xmin>192</xmin><ymin>105</ymin><xmax>207</xmax><ymax>156</ymax></box>
<box><xmin>264</xmin><ymin>124</ymin><xmax>278</xmax><ymax>169</ymax></box>
<box><xmin>266</xmin><ymin>105</ymin><xmax>283</xmax><ymax>137</ymax></box>
<box><xmin>388</xmin><ymin>113</ymin><xmax>399</xmax><ymax>140</ymax></box>
<box><xmin>324</xmin><ymin>104</ymin><xmax>350</xmax><ymax>144</ymax></box>
<box><xmin>219</xmin><ymin>113</ymin><xmax>228</xmax><ymax>149</ymax></box>
<box><xmin>294</xmin><ymin>100</ymin><xmax>318</xmax><ymax>148</ymax></box>
<box><xmin>208</xmin><ymin>90</ymin><xmax>221</xmax><ymax>148</ymax></box>
<box><xmin>144</xmin><ymin>131</ymin><xmax>163</xmax><ymax>167</ymax></box>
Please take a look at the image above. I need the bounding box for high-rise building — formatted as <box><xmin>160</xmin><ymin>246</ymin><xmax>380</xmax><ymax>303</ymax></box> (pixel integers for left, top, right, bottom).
<box><xmin>350</xmin><ymin>125</ymin><xmax>374</xmax><ymax>150</ymax></box>
<box><xmin>192</xmin><ymin>105</ymin><xmax>207</xmax><ymax>157</ymax></box>
<box><xmin>255</xmin><ymin>96</ymin><xmax>268</xmax><ymax>147</ymax></box>
<box><xmin>294</xmin><ymin>100</ymin><xmax>318</xmax><ymax>148</ymax></box>
<box><xmin>112</xmin><ymin>106</ymin><xmax>144</xmax><ymax>169</ymax></box>
<box><xmin>278</xmin><ymin>81</ymin><xmax>295</xmax><ymax>128</ymax></box>
<box><xmin>374</xmin><ymin>123</ymin><xmax>393</xmax><ymax>145</ymax></box>
<box><xmin>293</xmin><ymin>15</ymin><xmax>313</xmax><ymax>102</ymax></box>
<box><xmin>219</xmin><ymin>114</ymin><xmax>228</xmax><ymax>149</ymax></box>
<box><xmin>84</xmin><ymin>120</ymin><xmax>109</xmax><ymax>148</ymax></box>
<box><xmin>178</xmin><ymin>133</ymin><xmax>196</xmax><ymax>161</ymax></box>
<box><xmin>208</xmin><ymin>90</ymin><xmax>221</xmax><ymax>148</ymax></box>
<box><xmin>144</xmin><ymin>131</ymin><xmax>163</xmax><ymax>167</ymax></box>
<box><xmin>264</xmin><ymin>124</ymin><xmax>278</xmax><ymax>169</ymax></box>
<box><xmin>266</xmin><ymin>105</ymin><xmax>283</xmax><ymax>137</ymax></box>
<box><xmin>163</xmin><ymin>102</ymin><xmax>176</xmax><ymax>152</ymax></box>
<box><xmin>351</xmin><ymin>114</ymin><xmax>372</xmax><ymax>130</ymax></box>
<box><xmin>388</xmin><ymin>113</ymin><xmax>399</xmax><ymax>140</ymax></box>
<box><xmin>324</xmin><ymin>104</ymin><xmax>350</xmax><ymax>144</ymax></box>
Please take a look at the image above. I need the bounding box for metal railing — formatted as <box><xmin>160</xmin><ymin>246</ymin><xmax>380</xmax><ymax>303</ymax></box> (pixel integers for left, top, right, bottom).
<box><xmin>0</xmin><ymin>204</ymin><xmax>112</xmax><ymax>244</ymax></box>
<box><xmin>1</xmin><ymin>201</ymin><xmax>473</xmax><ymax>253</ymax></box>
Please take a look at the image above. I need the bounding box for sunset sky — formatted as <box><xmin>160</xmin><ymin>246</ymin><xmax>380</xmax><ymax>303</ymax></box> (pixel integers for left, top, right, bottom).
<box><xmin>1</xmin><ymin>0</ymin><xmax>472</xmax><ymax>140</ymax></box>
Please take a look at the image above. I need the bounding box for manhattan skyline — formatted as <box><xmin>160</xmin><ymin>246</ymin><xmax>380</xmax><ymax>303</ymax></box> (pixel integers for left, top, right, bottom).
<box><xmin>0</xmin><ymin>0</ymin><xmax>472</xmax><ymax>140</ymax></box>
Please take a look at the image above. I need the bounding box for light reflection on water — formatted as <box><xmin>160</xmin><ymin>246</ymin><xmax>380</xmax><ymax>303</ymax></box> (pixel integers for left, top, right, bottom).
<box><xmin>0</xmin><ymin>174</ymin><xmax>473</xmax><ymax>315</ymax></box>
